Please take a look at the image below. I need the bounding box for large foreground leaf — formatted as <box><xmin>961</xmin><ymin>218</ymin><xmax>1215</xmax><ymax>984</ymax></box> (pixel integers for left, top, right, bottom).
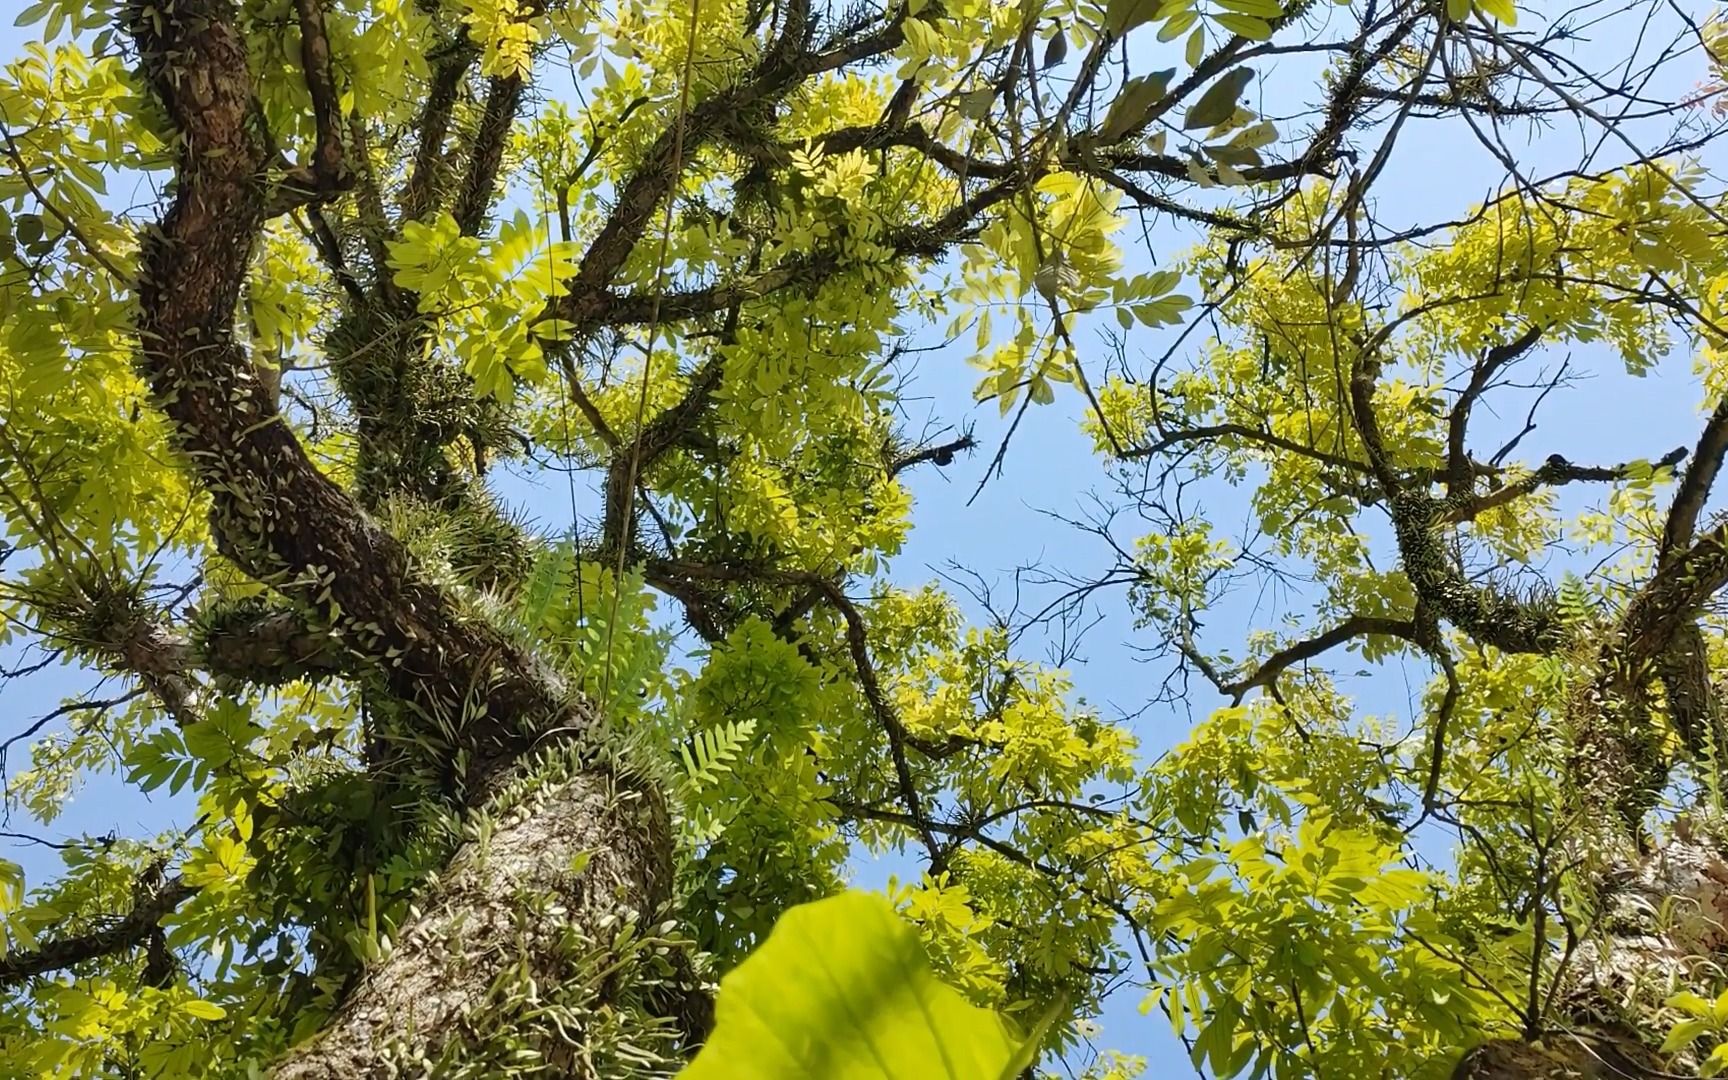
<box><xmin>679</xmin><ymin>891</ymin><xmax>1048</xmax><ymax>1079</ymax></box>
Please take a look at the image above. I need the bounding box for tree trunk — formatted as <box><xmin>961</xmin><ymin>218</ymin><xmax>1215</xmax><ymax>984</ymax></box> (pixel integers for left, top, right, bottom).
<box><xmin>274</xmin><ymin>769</ymin><xmax>681</xmax><ymax>1078</ymax></box>
<box><xmin>1450</xmin><ymin>1036</ymin><xmax>1661</xmax><ymax>1079</ymax></box>
<box><xmin>1451</xmin><ymin>821</ymin><xmax>1728</xmax><ymax>1078</ymax></box>
<box><xmin>116</xmin><ymin>1</ymin><xmax>692</xmax><ymax>1073</ymax></box>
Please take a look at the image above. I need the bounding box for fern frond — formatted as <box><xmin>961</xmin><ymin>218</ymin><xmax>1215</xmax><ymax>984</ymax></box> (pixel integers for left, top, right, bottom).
<box><xmin>517</xmin><ymin>540</ymin><xmax>576</xmax><ymax>634</ymax></box>
<box><xmin>679</xmin><ymin>719</ymin><xmax>758</xmax><ymax>791</ymax></box>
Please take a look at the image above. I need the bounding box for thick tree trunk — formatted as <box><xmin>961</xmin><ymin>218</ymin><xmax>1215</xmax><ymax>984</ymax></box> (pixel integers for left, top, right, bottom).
<box><xmin>1450</xmin><ymin>1036</ymin><xmax>1660</xmax><ymax>1079</ymax></box>
<box><xmin>274</xmin><ymin>770</ymin><xmax>678</xmax><ymax>1078</ymax></box>
<box><xmin>116</xmin><ymin>2</ymin><xmax>689</xmax><ymax>1074</ymax></box>
<box><xmin>1451</xmin><ymin>823</ymin><xmax>1728</xmax><ymax>1078</ymax></box>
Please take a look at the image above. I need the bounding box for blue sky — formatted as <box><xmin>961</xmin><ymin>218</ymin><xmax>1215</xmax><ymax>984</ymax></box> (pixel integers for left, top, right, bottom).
<box><xmin>1</xmin><ymin>3</ymin><xmax>1722</xmax><ymax>1076</ymax></box>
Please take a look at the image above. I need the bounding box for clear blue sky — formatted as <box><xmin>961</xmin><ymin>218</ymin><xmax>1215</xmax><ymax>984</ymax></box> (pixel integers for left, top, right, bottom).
<box><xmin>1</xmin><ymin>4</ymin><xmax>1720</xmax><ymax>1076</ymax></box>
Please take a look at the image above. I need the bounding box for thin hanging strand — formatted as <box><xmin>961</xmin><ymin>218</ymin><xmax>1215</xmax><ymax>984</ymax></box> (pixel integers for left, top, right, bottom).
<box><xmin>599</xmin><ymin>0</ymin><xmax>702</xmax><ymax>715</ymax></box>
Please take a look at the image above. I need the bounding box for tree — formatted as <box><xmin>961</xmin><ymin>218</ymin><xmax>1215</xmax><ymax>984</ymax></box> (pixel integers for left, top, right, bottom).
<box><xmin>0</xmin><ymin>0</ymin><xmax>1724</xmax><ymax>1074</ymax></box>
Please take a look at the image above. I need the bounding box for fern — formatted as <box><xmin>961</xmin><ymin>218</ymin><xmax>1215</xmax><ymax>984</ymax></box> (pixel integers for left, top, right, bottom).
<box><xmin>680</xmin><ymin>806</ymin><xmax>727</xmax><ymax>846</ymax></box>
<box><xmin>516</xmin><ymin>540</ymin><xmax>575</xmax><ymax>635</ymax></box>
<box><xmin>679</xmin><ymin>719</ymin><xmax>757</xmax><ymax>792</ymax></box>
<box><xmin>1555</xmin><ymin>572</ymin><xmax>1595</xmax><ymax>630</ymax></box>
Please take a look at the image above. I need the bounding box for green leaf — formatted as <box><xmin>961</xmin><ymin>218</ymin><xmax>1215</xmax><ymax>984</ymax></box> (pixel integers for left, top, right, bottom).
<box><xmin>1475</xmin><ymin>0</ymin><xmax>1515</xmax><ymax>22</ymax></box>
<box><xmin>181</xmin><ymin>999</ymin><xmax>228</xmax><ymax>1021</ymax></box>
<box><xmin>1213</xmin><ymin>13</ymin><xmax>1272</xmax><ymax>39</ymax></box>
<box><xmin>530</xmin><ymin>318</ymin><xmax>579</xmax><ymax>341</ymax></box>
<box><xmin>1215</xmin><ymin>0</ymin><xmax>1281</xmax><ymax>15</ymax></box>
<box><xmin>679</xmin><ymin>892</ymin><xmax>1045</xmax><ymax>1080</ymax></box>
<box><xmin>1183</xmin><ymin>67</ymin><xmax>1255</xmax><ymax>130</ymax></box>
<box><xmin>1042</xmin><ymin>28</ymin><xmax>1068</xmax><ymax>68</ymax></box>
<box><xmin>1139</xmin><ymin>986</ymin><xmax>1166</xmax><ymax>1016</ymax></box>
<box><xmin>1207</xmin><ymin>144</ymin><xmax>1263</xmax><ymax>169</ymax></box>
<box><xmin>1445</xmin><ymin>0</ymin><xmax>1472</xmax><ymax>20</ymax></box>
<box><xmin>958</xmin><ymin>88</ymin><xmax>997</xmax><ymax>119</ymax></box>
<box><xmin>1230</xmin><ymin>119</ymin><xmax>1279</xmax><ymax>149</ymax></box>
<box><xmin>1668</xmin><ymin>991</ymin><xmax>1713</xmax><ymax>1017</ymax></box>
<box><xmin>1185</xmin><ymin>24</ymin><xmax>1206</xmax><ymax>66</ymax></box>
<box><xmin>1107</xmin><ymin>0</ymin><xmax>1176</xmax><ymax>36</ymax></box>
<box><xmin>0</xmin><ymin>859</ymin><xmax>22</xmax><ymax>914</ymax></box>
<box><xmin>1134</xmin><ymin>295</ymin><xmax>1194</xmax><ymax>326</ymax></box>
<box><xmin>680</xmin><ymin>719</ymin><xmax>758</xmax><ymax>789</ymax></box>
<box><xmin>1158</xmin><ymin>8</ymin><xmax>1198</xmax><ymax>41</ymax></box>
<box><xmin>1098</xmin><ymin>68</ymin><xmax>1177</xmax><ymax>142</ymax></box>
<box><xmin>517</xmin><ymin>540</ymin><xmax>573</xmax><ymax>631</ymax></box>
<box><xmin>1662</xmin><ymin>1017</ymin><xmax>1710</xmax><ymax>1054</ymax></box>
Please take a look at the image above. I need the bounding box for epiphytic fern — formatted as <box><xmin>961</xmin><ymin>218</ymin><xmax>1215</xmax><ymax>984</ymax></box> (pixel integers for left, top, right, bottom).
<box><xmin>678</xmin><ymin>719</ymin><xmax>757</xmax><ymax>792</ymax></box>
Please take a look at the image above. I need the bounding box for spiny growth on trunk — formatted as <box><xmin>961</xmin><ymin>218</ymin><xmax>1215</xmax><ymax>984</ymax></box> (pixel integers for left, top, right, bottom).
<box><xmin>0</xmin><ymin>0</ymin><xmax>1726</xmax><ymax>1076</ymax></box>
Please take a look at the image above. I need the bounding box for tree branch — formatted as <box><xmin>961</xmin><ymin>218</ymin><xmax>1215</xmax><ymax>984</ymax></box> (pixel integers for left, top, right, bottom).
<box><xmin>1660</xmin><ymin>395</ymin><xmax>1728</xmax><ymax>564</ymax></box>
<box><xmin>601</xmin><ymin>356</ymin><xmax>726</xmax><ymax>555</ymax></box>
<box><xmin>400</xmin><ymin>36</ymin><xmax>477</xmax><ymax>224</ymax></box>
<box><xmin>1446</xmin><ymin>324</ymin><xmax>1545</xmax><ymax>495</ymax></box>
<box><xmin>1442</xmin><ymin>446</ymin><xmax>1689</xmax><ymax>524</ymax></box>
<box><xmin>1121</xmin><ymin>421</ymin><xmax>1371</xmax><ymax>475</ymax></box>
<box><xmin>1351</xmin><ymin>339</ymin><xmax>1564</xmax><ymax>654</ymax></box>
<box><xmin>1419</xmin><ymin>642</ymin><xmax>1460</xmax><ymax>819</ymax></box>
<box><xmin>560</xmin><ymin>0</ymin><xmax>818</xmax><ymax>316</ymax></box>
<box><xmin>292</xmin><ymin>0</ymin><xmax>347</xmax><ymax>189</ymax></box>
<box><xmin>0</xmin><ymin>690</ymin><xmax>146</xmax><ymax>773</ymax></box>
<box><xmin>0</xmin><ymin>874</ymin><xmax>194</xmax><ymax>986</ymax></box>
<box><xmin>1216</xmin><ymin>615</ymin><xmax>1419</xmax><ymax>701</ymax></box>
<box><xmin>887</xmin><ymin>433</ymin><xmax>977</xmax><ymax>478</ymax></box>
<box><xmin>452</xmin><ymin>75</ymin><xmax>523</xmax><ymax>236</ymax></box>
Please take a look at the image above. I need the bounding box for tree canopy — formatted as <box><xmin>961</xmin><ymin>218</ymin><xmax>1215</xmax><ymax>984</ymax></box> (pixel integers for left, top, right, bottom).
<box><xmin>0</xmin><ymin>0</ymin><xmax>1726</xmax><ymax>1075</ymax></box>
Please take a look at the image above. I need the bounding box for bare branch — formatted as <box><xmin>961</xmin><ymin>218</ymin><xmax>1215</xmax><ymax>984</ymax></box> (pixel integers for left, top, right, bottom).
<box><xmin>1446</xmin><ymin>324</ymin><xmax>1546</xmax><ymax>495</ymax></box>
<box><xmin>1120</xmin><ymin>421</ymin><xmax>1371</xmax><ymax>475</ymax></box>
<box><xmin>888</xmin><ymin>433</ymin><xmax>977</xmax><ymax>478</ymax></box>
<box><xmin>452</xmin><ymin>75</ymin><xmax>524</xmax><ymax>236</ymax></box>
<box><xmin>1660</xmin><ymin>396</ymin><xmax>1728</xmax><ymax>564</ymax></box>
<box><xmin>1216</xmin><ymin>615</ymin><xmax>1420</xmax><ymax>702</ymax></box>
<box><xmin>0</xmin><ymin>690</ymin><xmax>146</xmax><ymax>772</ymax></box>
<box><xmin>1443</xmin><ymin>446</ymin><xmax>1690</xmax><ymax>524</ymax></box>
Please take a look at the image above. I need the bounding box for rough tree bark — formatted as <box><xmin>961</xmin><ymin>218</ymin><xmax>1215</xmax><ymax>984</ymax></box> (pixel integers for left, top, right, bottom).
<box><xmin>115</xmin><ymin>0</ymin><xmax>685</xmax><ymax>1072</ymax></box>
<box><xmin>273</xmin><ymin>776</ymin><xmax>675</xmax><ymax>1078</ymax></box>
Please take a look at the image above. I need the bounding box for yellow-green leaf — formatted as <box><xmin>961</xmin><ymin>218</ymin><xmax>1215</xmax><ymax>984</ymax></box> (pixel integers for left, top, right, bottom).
<box><xmin>1663</xmin><ymin>1017</ymin><xmax>1710</xmax><ymax>1054</ymax></box>
<box><xmin>181</xmin><ymin>999</ymin><xmax>227</xmax><ymax>1021</ymax></box>
<box><xmin>1669</xmin><ymin>991</ymin><xmax>1713</xmax><ymax>1017</ymax></box>
<box><xmin>679</xmin><ymin>892</ymin><xmax>1047</xmax><ymax>1079</ymax></box>
<box><xmin>1184</xmin><ymin>67</ymin><xmax>1255</xmax><ymax>129</ymax></box>
<box><xmin>1098</xmin><ymin>69</ymin><xmax>1177</xmax><ymax>141</ymax></box>
<box><xmin>1214</xmin><ymin>12</ymin><xmax>1272</xmax><ymax>39</ymax></box>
